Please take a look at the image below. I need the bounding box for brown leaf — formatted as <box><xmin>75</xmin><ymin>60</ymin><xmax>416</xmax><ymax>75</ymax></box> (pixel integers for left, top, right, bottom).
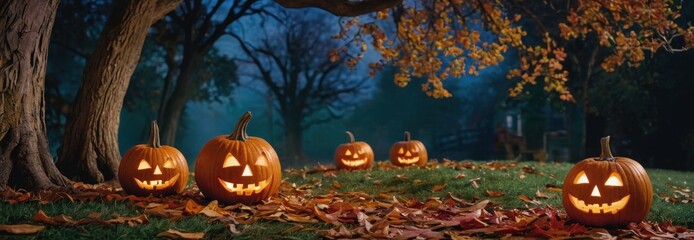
<box><xmin>332</xmin><ymin>181</ymin><xmax>342</xmax><ymax>189</ymax></box>
<box><xmin>156</xmin><ymin>229</ymin><xmax>204</xmax><ymax>240</ymax></box>
<box><xmin>486</xmin><ymin>190</ymin><xmax>505</xmax><ymax>197</ymax></box>
<box><xmin>455</xmin><ymin>173</ymin><xmax>466</xmax><ymax>179</ymax></box>
<box><xmin>313</xmin><ymin>205</ymin><xmax>338</xmax><ymax>224</ymax></box>
<box><xmin>87</xmin><ymin>212</ymin><xmax>103</xmax><ymax>219</ymax></box>
<box><xmin>0</xmin><ymin>224</ymin><xmax>45</xmax><ymax>234</ymax></box>
<box><xmin>183</xmin><ymin>199</ymin><xmax>204</xmax><ymax>215</ymax></box>
<box><xmin>468</xmin><ymin>177</ymin><xmax>481</xmax><ymax>189</ymax></box>
<box><xmin>535</xmin><ymin>190</ymin><xmax>549</xmax><ymax>199</ymax></box>
<box><xmin>227</xmin><ymin>224</ymin><xmax>240</xmax><ymax>235</ymax></box>
<box><xmin>518</xmin><ymin>195</ymin><xmax>541</xmax><ymax>205</ymax></box>
<box><xmin>545</xmin><ymin>184</ymin><xmax>562</xmax><ymax>192</ymax></box>
<box><xmin>198</xmin><ymin>200</ymin><xmax>227</xmax><ymax>218</ymax></box>
<box><xmin>432</xmin><ymin>184</ymin><xmax>447</xmax><ymax>192</ymax></box>
<box><xmin>106</xmin><ymin>215</ymin><xmax>149</xmax><ymax>227</ymax></box>
<box><xmin>395</xmin><ymin>174</ymin><xmax>408</xmax><ymax>179</ymax></box>
<box><xmin>412</xmin><ymin>179</ymin><xmax>424</xmax><ymax>185</ymax></box>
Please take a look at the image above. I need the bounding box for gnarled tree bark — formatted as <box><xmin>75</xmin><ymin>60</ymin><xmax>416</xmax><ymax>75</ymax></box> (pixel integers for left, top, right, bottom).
<box><xmin>57</xmin><ymin>0</ymin><xmax>181</xmax><ymax>183</ymax></box>
<box><xmin>275</xmin><ymin>0</ymin><xmax>401</xmax><ymax>17</ymax></box>
<box><xmin>0</xmin><ymin>0</ymin><xmax>70</xmax><ymax>190</ymax></box>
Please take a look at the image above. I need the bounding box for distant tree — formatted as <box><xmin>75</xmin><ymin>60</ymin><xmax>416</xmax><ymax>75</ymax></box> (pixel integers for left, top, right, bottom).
<box><xmin>347</xmin><ymin>69</ymin><xmax>464</xmax><ymax>156</ymax></box>
<box><xmin>149</xmin><ymin>0</ymin><xmax>260</xmax><ymax>145</ymax></box>
<box><xmin>232</xmin><ymin>11</ymin><xmax>366</xmax><ymax>164</ymax></box>
<box><xmin>57</xmin><ymin>0</ymin><xmax>181</xmax><ymax>183</ymax></box>
<box><xmin>0</xmin><ymin>0</ymin><xmax>69</xmax><ymax>190</ymax></box>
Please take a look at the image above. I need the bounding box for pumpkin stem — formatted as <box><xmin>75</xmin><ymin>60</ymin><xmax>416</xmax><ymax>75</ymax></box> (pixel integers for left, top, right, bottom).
<box><xmin>229</xmin><ymin>112</ymin><xmax>252</xmax><ymax>141</ymax></box>
<box><xmin>598</xmin><ymin>136</ymin><xmax>615</xmax><ymax>161</ymax></box>
<box><xmin>345</xmin><ymin>131</ymin><xmax>355</xmax><ymax>143</ymax></box>
<box><xmin>148</xmin><ymin>121</ymin><xmax>162</xmax><ymax>148</ymax></box>
<box><xmin>404</xmin><ymin>131</ymin><xmax>411</xmax><ymax>141</ymax></box>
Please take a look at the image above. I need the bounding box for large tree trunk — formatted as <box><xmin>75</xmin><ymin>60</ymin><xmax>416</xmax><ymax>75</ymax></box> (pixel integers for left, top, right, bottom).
<box><xmin>0</xmin><ymin>0</ymin><xmax>70</xmax><ymax>190</ymax></box>
<box><xmin>158</xmin><ymin>53</ymin><xmax>201</xmax><ymax>145</ymax></box>
<box><xmin>57</xmin><ymin>0</ymin><xmax>181</xmax><ymax>183</ymax></box>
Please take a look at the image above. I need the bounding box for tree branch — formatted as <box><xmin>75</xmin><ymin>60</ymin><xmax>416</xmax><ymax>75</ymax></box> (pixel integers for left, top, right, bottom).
<box><xmin>274</xmin><ymin>0</ymin><xmax>402</xmax><ymax>17</ymax></box>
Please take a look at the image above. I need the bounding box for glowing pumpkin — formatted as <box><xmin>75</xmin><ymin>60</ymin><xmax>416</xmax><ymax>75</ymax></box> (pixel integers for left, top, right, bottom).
<box><xmin>562</xmin><ymin>136</ymin><xmax>652</xmax><ymax>227</ymax></box>
<box><xmin>389</xmin><ymin>131</ymin><xmax>427</xmax><ymax>166</ymax></box>
<box><xmin>334</xmin><ymin>131</ymin><xmax>374</xmax><ymax>170</ymax></box>
<box><xmin>195</xmin><ymin>112</ymin><xmax>281</xmax><ymax>205</ymax></box>
<box><xmin>118</xmin><ymin>121</ymin><xmax>189</xmax><ymax>196</ymax></box>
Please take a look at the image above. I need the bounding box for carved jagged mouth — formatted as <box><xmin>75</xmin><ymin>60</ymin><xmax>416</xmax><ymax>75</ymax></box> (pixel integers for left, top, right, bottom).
<box><xmin>341</xmin><ymin>158</ymin><xmax>367</xmax><ymax>167</ymax></box>
<box><xmin>397</xmin><ymin>156</ymin><xmax>420</xmax><ymax>165</ymax></box>
<box><xmin>218</xmin><ymin>179</ymin><xmax>268</xmax><ymax>196</ymax></box>
<box><xmin>134</xmin><ymin>173</ymin><xmax>179</xmax><ymax>190</ymax></box>
<box><xmin>569</xmin><ymin>194</ymin><xmax>630</xmax><ymax>214</ymax></box>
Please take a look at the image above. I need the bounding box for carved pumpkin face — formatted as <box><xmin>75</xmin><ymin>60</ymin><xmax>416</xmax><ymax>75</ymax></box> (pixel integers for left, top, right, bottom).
<box><xmin>389</xmin><ymin>131</ymin><xmax>428</xmax><ymax>166</ymax></box>
<box><xmin>562</xmin><ymin>136</ymin><xmax>652</xmax><ymax>227</ymax></box>
<box><xmin>119</xmin><ymin>121</ymin><xmax>189</xmax><ymax>196</ymax></box>
<box><xmin>195</xmin><ymin>112</ymin><xmax>282</xmax><ymax>205</ymax></box>
<box><xmin>335</xmin><ymin>131</ymin><xmax>374</xmax><ymax>170</ymax></box>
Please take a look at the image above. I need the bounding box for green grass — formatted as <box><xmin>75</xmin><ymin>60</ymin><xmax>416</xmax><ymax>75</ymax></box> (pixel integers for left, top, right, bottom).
<box><xmin>1</xmin><ymin>160</ymin><xmax>693</xmax><ymax>239</ymax></box>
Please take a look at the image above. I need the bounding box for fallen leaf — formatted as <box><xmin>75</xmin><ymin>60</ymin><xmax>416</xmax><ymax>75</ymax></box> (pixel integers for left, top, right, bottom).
<box><xmin>183</xmin><ymin>199</ymin><xmax>204</xmax><ymax>215</ymax></box>
<box><xmin>545</xmin><ymin>184</ymin><xmax>562</xmax><ymax>192</ymax></box>
<box><xmin>227</xmin><ymin>224</ymin><xmax>240</xmax><ymax>234</ymax></box>
<box><xmin>432</xmin><ymin>184</ymin><xmax>447</xmax><ymax>192</ymax></box>
<box><xmin>455</xmin><ymin>173</ymin><xmax>466</xmax><ymax>179</ymax></box>
<box><xmin>535</xmin><ymin>190</ymin><xmax>549</xmax><ymax>199</ymax></box>
<box><xmin>396</xmin><ymin>174</ymin><xmax>408</xmax><ymax>179</ymax></box>
<box><xmin>518</xmin><ymin>195</ymin><xmax>541</xmax><ymax>205</ymax></box>
<box><xmin>198</xmin><ymin>200</ymin><xmax>226</xmax><ymax>218</ymax></box>
<box><xmin>87</xmin><ymin>212</ymin><xmax>103</xmax><ymax>219</ymax></box>
<box><xmin>486</xmin><ymin>190</ymin><xmax>505</xmax><ymax>197</ymax></box>
<box><xmin>157</xmin><ymin>229</ymin><xmax>204</xmax><ymax>240</ymax></box>
<box><xmin>413</xmin><ymin>179</ymin><xmax>424</xmax><ymax>185</ymax></box>
<box><xmin>332</xmin><ymin>181</ymin><xmax>342</xmax><ymax>189</ymax></box>
<box><xmin>468</xmin><ymin>177</ymin><xmax>481</xmax><ymax>189</ymax></box>
<box><xmin>0</xmin><ymin>224</ymin><xmax>45</xmax><ymax>234</ymax></box>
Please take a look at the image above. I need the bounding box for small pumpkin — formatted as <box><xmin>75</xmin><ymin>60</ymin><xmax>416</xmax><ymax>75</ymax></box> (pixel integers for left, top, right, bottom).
<box><xmin>195</xmin><ymin>112</ymin><xmax>282</xmax><ymax>205</ymax></box>
<box><xmin>334</xmin><ymin>131</ymin><xmax>374</xmax><ymax>170</ymax></box>
<box><xmin>562</xmin><ymin>136</ymin><xmax>652</xmax><ymax>227</ymax></box>
<box><xmin>118</xmin><ymin>121</ymin><xmax>189</xmax><ymax>196</ymax></box>
<box><xmin>389</xmin><ymin>131</ymin><xmax>428</xmax><ymax>166</ymax></box>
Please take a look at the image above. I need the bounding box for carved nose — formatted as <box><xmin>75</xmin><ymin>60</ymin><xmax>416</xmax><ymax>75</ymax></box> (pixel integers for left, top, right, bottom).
<box><xmin>591</xmin><ymin>185</ymin><xmax>601</xmax><ymax>197</ymax></box>
<box><xmin>405</xmin><ymin>151</ymin><xmax>412</xmax><ymax>157</ymax></box>
<box><xmin>353</xmin><ymin>153</ymin><xmax>360</xmax><ymax>159</ymax></box>
<box><xmin>242</xmin><ymin>165</ymin><xmax>253</xmax><ymax>177</ymax></box>
<box><xmin>153</xmin><ymin>166</ymin><xmax>162</xmax><ymax>175</ymax></box>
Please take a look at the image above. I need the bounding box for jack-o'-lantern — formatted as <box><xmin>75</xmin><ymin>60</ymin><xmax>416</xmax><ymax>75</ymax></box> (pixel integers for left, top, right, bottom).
<box><xmin>389</xmin><ymin>131</ymin><xmax>428</xmax><ymax>166</ymax></box>
<box><xmin>118</xmin><ymin>121</ymin><xmax>189</xmax><ymax>196</ymax></box>
<box><xmin>334</xmin><ymin>131</ymin><xmax>374</xmax><ymax>170</ymax></box>
<box><xmin>195</xmin><ymin>112</ymin><xmax>281</xmax><ymax>205</ymax></box>
<box><xmin>562</xmin><ymin>136</ymin><xmax>652</xmax><ymax>227</ymax></box>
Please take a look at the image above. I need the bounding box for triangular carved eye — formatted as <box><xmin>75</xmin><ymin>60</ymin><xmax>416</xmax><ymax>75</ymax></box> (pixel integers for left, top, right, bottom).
<box><xmin>605</xmin><ymin>173</ymin><xmax>623</xmax><ymax>186</ymax></box>
<box><xmin>398</xmin><ymin>147</ymin><xmax>404</xmax><ymax>154</ymax></box>
<box><xmin>223</xmin><ymin>153</ymin><xmax>241</xmax><ymax>168</ymax></box>
<box><xmin>256</xmin><ymin>154</ymin><xmax>268</xmax><ymax>166</ymax></box>
<box><xmin>163</xmin><ymin>159</ymin><xmax>175</xmax><ymax>169</ymax></box>
<box><xmin>138</xmin><ymin>159</ymin><xmax>151</xmax><ymax>170</ymax></box>
<box><xmin>345</xmin><ymin>149</ymin><xmax>352</xmax><ymax>155</ymax></box>
<box><xmin>574</xmin><ymin>171</ymin><xmax>589</xmax><ymax>184</ymax></box>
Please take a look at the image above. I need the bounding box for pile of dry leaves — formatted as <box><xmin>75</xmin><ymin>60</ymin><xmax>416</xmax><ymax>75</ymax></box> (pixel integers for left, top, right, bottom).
<box><xmin>1</xmin><ymin>160</ymin><xmax>693</xmax><ymax>239</ymax></box>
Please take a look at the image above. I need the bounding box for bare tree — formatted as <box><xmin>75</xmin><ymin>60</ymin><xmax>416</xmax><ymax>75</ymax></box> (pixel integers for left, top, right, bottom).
<box><xmin>231</xmin><ymin>11</ymin><xmax>366</xmax><ymax>165</ymax></box>
<box><xmin>152</xmin><ymin>0</ymin><xmax>265</xmax><ymax>145</ymax></box>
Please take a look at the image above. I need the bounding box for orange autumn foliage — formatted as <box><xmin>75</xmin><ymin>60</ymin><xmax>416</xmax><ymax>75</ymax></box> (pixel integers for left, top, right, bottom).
<box><xmin>330</xmin><ymin>0</ymin><xmax>693</xmax><ymax>100</ymax></box>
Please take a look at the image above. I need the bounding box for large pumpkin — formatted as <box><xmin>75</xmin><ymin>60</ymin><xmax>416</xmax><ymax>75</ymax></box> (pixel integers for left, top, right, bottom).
<box><xmin>562</xmin><ymin>136</ymin><xmax>652</xmax><ymax>227</ymax></box>
<box><xmin>389</xmin><ymin>131</ymin><xmax>428</xmax><ymax>166</ymax></box>
<box><xmin>334</xmin><ymin>131</ymin><xmax>374</xmax><ymax>170</ymax></box>
<box><xmin>195</xmin><ymin>112</ymin><xmax>281</xmax><ymax>205</ymax></box>
<box><xmin>118</xmin><ymin>121</ymin><xmax>189</xmax><ymax>196</ymax></box>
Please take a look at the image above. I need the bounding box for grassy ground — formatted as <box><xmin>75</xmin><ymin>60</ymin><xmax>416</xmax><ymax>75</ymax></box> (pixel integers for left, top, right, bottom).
<box><xmin>1</xmin><ymin>160</ymin><xmax>693</xmax><ymax>239</ymax></box>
